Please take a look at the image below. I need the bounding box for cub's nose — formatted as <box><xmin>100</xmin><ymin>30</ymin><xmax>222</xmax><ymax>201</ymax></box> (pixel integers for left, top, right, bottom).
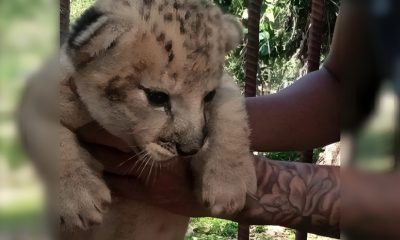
<box><xmin>176</xmin><ymin>144</ymin><xmax>200</xmax><ymax>156</ymax></box>
<box><xmin>176</xmin><ymin>127</ymin><xmax>208</xmax><ymax>156</ymax></box>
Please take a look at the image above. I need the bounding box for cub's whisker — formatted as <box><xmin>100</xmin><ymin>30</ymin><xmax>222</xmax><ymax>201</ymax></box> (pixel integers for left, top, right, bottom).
<box><xmin>146</xmin><ymin>160</ymin><xmax>155</xmax><ymax>185</ymax></box>
<box><xmin>118</xmin><ymin>150</ymin><xmax>145</xmax><ymax>168</ymax></box>
<box><xmin>138</xmin><ymin>155</ymin><xmax>151</xmax><ymax>178</ymax></box>
<box><xmin>125</xmin><ymin>151</ymin><xmax>147</xmax><ymax>175</ymax></box>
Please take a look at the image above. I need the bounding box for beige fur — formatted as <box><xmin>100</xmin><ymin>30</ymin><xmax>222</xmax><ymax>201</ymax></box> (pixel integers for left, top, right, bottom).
<box><xmin>19</xmin><ymin>0</ymin><xmax>256</xmax><ymax>239</ymax></box>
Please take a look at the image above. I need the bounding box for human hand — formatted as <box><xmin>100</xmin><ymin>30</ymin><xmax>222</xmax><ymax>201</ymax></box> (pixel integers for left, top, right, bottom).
<box><xmin>75</xmin><ymin>121</ymin><xmax>209</xmax><ymax>217</ymax></box>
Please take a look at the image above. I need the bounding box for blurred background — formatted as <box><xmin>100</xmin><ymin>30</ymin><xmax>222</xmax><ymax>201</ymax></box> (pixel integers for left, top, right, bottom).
<box><xmin>0</xmin><ymin>0</ymin><xmax>56</xmax><ymax>239</ymax></box>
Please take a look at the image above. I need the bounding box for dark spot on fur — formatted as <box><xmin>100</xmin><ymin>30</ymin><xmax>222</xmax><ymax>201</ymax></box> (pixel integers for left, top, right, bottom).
<box><xmin>125</xmin><ymin>74</ymin><xmax>138</xmax><ymax>83</ymax></box>
<box><xmin>191</xmin><ymin>17</ymin><xmax>202</xmax><ymax>34</ymax></box>
<box><xmin>158</xmin><ymin>4</ymin><xmax>164</xmax><ymax>12</ymax></box>
<box><xmin>184</xmin><ymin>11</ymin><xmax>190</xmax><ymax>19</ymax></box>
<box><xmin>105</xmin><ymin>76</ymin><xmax>127</xmax><ymax>102</ymax></box>
<box><xmin>139</xmin><ymin>7</ymin><xmax>144</xmax><ymax>16</ymax></box>
<box><xmin>156</xmin><ymin>32</ymin><xmax>165</xmax><ymax>42</ymax></box>
<box><xmin>74</xmin><ymin>53</ymin><xmax>96</xmax><ymax>69</ymax></box>
<box><xmin>144</xmin><ymin>13</ymin><xmax>150</xmax><ymax>21</ymax></box>
<box><xmin>165</xmin><ymin>41</ymin><xmax>172</xmax><ymax>52</ymax></box>
<box><xmin>178</xmin><ymin>16</ymin><xmax>185</xmax><ymax>34</ymax></box>
<box><xmin>164</xmin><ymin>13</ymin><xmax>173</xmax><ymax>21</ymax></box>
<box><xmin>168</xmin><ymin>52</ymin><xmax>175</xmax><ymax>62</ymax></box>
<box><xmin>143</xmin><ymin>0</ymin><xmax>153</xmax><ymax>6</ymax></box>
<box><xmin>106</xmin><ymin>40</ymin><xmax>118</xmax><ymax>50</ymax></box>
<box><xmin>173</xmin><ymin>2</ymin><xmax>181</xmax><ymax>9</ymax></box>
<box><xmin>172</xmin><ymin>72</ymin><xmax>178</xmax><ymax>78</ymax></box>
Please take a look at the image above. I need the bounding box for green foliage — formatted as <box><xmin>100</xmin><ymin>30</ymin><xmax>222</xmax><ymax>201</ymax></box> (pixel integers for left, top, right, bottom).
<box><xmin>263</xmin><ymin>148</ymin><xmax>324</xmax><ymax>162</ymax></box>
<box><xmin>187</xmin><ymin>218</ymin><xmax>238</xmax><ymax>239</ymax></box>
<box><xmin>255</xmin><ymin>225</ymin><xmax>267</xmax><ymax>233</ymax></box>
<box><xmin>215</xmin><ymin>0</ymin><xmax>340</xmax><ymax>94</ymax></box>
<box><xmin>264</xmin><ymin>151</ymin><xmax>300</xmax><ymax>161</ymax></box>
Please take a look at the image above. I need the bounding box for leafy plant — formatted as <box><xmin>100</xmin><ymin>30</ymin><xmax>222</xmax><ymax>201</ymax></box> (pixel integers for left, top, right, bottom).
<box><xmin>215</xmin><ymin>0</ymin><xmax>340</xmax><ymax>94</ymax></box>
<box><xmin>187</xmin><ymin>218</ymin><xmax>238</xmax><ymax>239</ymax></box>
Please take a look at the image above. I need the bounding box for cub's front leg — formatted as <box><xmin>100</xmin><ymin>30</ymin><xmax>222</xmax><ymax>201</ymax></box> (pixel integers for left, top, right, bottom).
<box><xmin>59</xmin><ymin>126</ymin><xmax>111</xmax><ymax>231</ymax></box>
<box><xmin>192</xmin><ymin>75</ymin><xmax>257</xmax><ymax>216</ymax></box>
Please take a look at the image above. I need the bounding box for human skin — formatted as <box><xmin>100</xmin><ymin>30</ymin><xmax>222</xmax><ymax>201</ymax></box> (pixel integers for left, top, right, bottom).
<box><xmin>77</xmin><ymin>121</ymin><xmax>340</xmax><ymax>238</ymax></box>
<box><xmin>74</xmin><ymin>2</ymin><xmax>400</xmax><ymax>239</ymax></box>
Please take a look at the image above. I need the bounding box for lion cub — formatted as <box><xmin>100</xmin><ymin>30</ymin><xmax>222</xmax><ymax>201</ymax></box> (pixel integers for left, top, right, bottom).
<box><xmin>19</xmin><ymin>0</ymin><xmax>256</xmax><ymax>239</ymax></box>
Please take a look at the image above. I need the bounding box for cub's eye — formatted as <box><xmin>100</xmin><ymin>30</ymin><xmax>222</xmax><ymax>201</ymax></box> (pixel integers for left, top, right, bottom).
<box><xmin>204</xmin><ymin>90</ymin><xmax>216</xmax><ymax>103</ymax></box>
<box><xmin>143</xmin><ymin>88</ymin><xmax>170</xmax><ymax>106</ymax></box>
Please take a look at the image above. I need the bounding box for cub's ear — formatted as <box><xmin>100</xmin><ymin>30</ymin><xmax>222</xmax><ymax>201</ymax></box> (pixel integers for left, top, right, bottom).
<box><xmin>65</xmin><ymin>6</ymin><xmax>126</xmax><ymax>68</ymax></box>
<box><xmin>220</xmin><ymin>15</ymin><xmax>243</xmax><ymax>52</ymax></box>
<box><xmin>68</xmin><ymin>7</ymin><xmax>109</xmax><ymax>49</ymax></box>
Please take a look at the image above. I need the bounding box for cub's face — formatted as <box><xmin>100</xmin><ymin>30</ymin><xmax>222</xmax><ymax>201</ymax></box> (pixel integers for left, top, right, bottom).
<box><xmin>65</xmin><ymin>0</ymin><xmax>242</xmax><ymax>161</ymax></box>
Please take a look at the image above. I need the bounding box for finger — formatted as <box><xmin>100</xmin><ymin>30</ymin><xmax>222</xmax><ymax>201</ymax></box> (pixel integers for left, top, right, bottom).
<box><xmin>103</xmin><ymin>173</ymin><xmax>149</xmax><ymax>200</ymax></box>
<box><xmin>103</xmin><ymin>172</ymin><xmax>209</xmax><ymax>217</ymax></box>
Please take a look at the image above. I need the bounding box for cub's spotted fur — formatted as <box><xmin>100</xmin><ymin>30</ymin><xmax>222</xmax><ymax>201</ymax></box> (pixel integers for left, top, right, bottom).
<box><xmin>19</xmin><ymin>0</ymin><xmax>256</xmax><ymax>239</ymax></box>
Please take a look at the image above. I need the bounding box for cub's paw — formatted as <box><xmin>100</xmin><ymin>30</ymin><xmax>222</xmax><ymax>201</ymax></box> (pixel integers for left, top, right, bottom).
<box><xmin>199</xmin><ymin>171</ymin><xmax>247</xmax><ymax>216</ymax></box>
<box><xmin>59</xmin><ymin>167</ymin><xmax>111</xmax><ymax>231</ymax></box>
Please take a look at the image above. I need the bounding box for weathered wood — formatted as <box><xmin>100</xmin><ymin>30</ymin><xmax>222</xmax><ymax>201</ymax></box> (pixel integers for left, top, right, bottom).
<box><xmin>60</xmin><ymin>0</ymin><xmax>70</xmax><ymax>45</ymax></box>
<box><xmin>239</xmin><ymin>0</ymin><xmax>262</xmax><ymax>238</ymax></box>
<box><xmin>244</xmin><ymin>0</ymin><xmax>262</xmax><ymax>98</ymax></box>
<box><xmin>296</xmin><ymin>0</ymin><xmax>326</xmax><ymax>239</ymax></box>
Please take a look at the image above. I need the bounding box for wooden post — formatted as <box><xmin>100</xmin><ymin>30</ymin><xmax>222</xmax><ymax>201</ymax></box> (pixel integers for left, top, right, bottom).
<box><xmin>60</xmin><ymin>0</ymin><xmax>70</xmax><ymax>45</ymax></box>
<box><xmin>244</xmin><ymin>0</ymin><xmax>262</xmax><ymax>98</ymax></box>
<box><xmin>295</xmin><ymin>0</ymin><xmax>325</xmax><ymax>239</ymax></box>
<box><xmin>239</xmin><ymin>0</ymin><xmax>262</xmax><ymax>238</ymax></box>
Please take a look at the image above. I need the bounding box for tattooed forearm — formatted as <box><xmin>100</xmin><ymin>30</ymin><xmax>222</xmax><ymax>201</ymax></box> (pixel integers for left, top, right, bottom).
<box><xmin>236</xmin><ymin>157</ymin><xmax>340</xmax><ymax>238</ymax></box>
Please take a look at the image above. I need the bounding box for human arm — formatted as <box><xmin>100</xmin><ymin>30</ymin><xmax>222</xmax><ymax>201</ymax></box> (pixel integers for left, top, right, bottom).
<box><xmin>246</xmin><ymin>68</ymin><xmax>340</xmax><ymax>152</ymax></box>
<box><xmin>77</xmin><ymin>136</ymin><xmax>340</xmax><ymax>238</ymax></box>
